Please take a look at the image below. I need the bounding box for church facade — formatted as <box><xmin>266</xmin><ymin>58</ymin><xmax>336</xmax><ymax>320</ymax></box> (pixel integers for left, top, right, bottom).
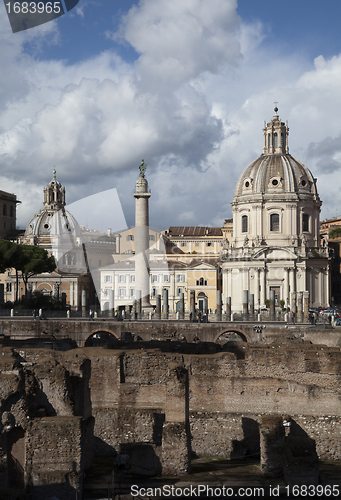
<box><xmin>221</xmin><ymin>108</ymin><xmax>331</xmax><ymax>314</ymax></box>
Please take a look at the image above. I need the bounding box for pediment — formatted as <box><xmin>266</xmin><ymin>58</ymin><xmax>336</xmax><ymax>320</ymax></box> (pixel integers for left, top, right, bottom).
<box><xmin>252</xmin><ymin>246</ymin><xmax>297</xmax><ymax>260</ymax></box>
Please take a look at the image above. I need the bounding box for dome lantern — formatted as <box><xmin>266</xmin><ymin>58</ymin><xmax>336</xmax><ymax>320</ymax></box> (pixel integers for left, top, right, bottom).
<box><xmin>262</xmin><ymin>106</ymin><xmax>289</xmax><ymax>155</ymax></box>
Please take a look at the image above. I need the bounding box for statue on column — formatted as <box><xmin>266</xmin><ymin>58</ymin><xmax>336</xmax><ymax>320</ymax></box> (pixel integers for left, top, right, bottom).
<box><xmin>139</xmin><ymin>158</ymin><xmax>147</xmax><ymax>177</ymax></box>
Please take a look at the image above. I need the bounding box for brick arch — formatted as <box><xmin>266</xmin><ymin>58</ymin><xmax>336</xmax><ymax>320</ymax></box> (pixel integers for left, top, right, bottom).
<box><xmin>214</xmin><ymin>328</ymin><xmax>252</xmax><ymax>344</ymax></box>
<box><xmin>85</xmin><ymin>329</ymin><xmax>120</xmax><ymax>343</ymax></box>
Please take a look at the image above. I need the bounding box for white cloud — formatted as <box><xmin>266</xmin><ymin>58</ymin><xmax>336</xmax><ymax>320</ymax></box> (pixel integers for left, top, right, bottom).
<box><xmin>2</xmin><ymin>0</ymin><xmax>341</xmax><ymax>232</ymax></box>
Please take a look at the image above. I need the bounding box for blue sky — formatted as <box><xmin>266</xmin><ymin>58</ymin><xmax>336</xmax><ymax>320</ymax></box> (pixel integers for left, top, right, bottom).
<box><xmin>1</xmin><ymin>0</ymin><xmax>341</xmax><ymax>231</ymax></box>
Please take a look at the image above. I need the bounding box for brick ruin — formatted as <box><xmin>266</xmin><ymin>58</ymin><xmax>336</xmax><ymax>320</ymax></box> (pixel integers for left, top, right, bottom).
<box><xmin>0</xmin><ymin>340</ymin><xmax>341</xmax><ymax>498</ymax></box>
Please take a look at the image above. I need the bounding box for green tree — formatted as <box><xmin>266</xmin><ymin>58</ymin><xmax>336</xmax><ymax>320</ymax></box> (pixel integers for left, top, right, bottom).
<box><xmin>15</xmin><ymin>245</ymin><xmax>56</xmax><ymax>298</ymax></box>
<box><xmin>0</xmin><ymin>241</ymin><xmax>56</xmax><ymax>299</ymax></box>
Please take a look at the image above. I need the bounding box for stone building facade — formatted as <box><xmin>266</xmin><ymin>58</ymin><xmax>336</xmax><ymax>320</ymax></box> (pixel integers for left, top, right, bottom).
<box><xmin>221</xmin><ymin>108</ymin><xmax>331</xmax><ymax>313</ymax></box>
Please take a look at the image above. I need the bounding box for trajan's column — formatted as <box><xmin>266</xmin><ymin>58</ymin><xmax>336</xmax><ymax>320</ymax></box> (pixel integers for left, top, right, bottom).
<box><xmin>134</xmin><ymin>159</ymin><xmax>152</xmax><ymax>310</ymax></box>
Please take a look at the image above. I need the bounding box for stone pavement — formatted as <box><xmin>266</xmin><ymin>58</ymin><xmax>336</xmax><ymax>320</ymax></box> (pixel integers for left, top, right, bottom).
<box><xmin>84</xmin><ymin>457</ymin><xmax>341</xmax><ymax>499</ymax></box>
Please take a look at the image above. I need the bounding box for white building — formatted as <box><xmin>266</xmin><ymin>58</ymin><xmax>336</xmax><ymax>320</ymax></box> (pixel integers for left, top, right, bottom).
<box><xmin>221</xmin><ymin>108</ymin><xmax>331</xmax><ymax>314</ymax></box>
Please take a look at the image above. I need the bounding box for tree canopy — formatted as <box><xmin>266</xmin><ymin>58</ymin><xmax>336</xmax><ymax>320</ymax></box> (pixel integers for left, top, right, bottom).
<box><xmin>0</xmin><ymin>241</ymin><xmax>56</xmax><ymax>296</ymax></box>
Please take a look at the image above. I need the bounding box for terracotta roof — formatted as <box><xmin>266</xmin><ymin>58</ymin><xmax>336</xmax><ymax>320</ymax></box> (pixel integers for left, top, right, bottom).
<box><xmin>167</xmin><ymin>226</ymin><xmax>223</xmax><ymax>237</ymax></box>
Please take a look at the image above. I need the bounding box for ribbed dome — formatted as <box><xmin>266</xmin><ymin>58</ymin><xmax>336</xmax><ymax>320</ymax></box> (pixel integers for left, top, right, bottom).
<box><xmin>25</xmin><ymin>207</ymin><xmax>81</xmax><ymax>239</ymax></box>
<box><xmin>234</xmin><ymin>108</ymin><xmax>319</xmax><ymax>203</ymax></box>
<box><xmin>234</xmin><ymin>153</ymin><xmax>319</xmax><ymax>200</ymax></box>
<box><xmin>24</xmin><ymin>169</ymin><xmax>81</xmax><ymax>240</ymax></box>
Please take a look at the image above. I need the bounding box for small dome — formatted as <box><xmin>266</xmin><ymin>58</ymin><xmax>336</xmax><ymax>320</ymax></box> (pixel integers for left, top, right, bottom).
<box><xmin>24</xmin><ymin>169</ymin><xmax>81</xmax><ymax>241</ymax></box>
<box><xmin>25</xmin><ymin>208</ymin><xmax>81</xmax><ymax>239</ymax></box>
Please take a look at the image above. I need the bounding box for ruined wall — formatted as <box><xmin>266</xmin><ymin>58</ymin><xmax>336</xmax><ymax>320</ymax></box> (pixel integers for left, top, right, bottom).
<box><xmin>1</xmin><ymin>340</ymin><xmax>341</xmax><ymax>489</ymax></box>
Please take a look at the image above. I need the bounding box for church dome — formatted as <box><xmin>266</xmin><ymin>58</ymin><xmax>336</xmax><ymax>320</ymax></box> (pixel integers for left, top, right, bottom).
<box><xmin>233</xmin><ymin>108</ymin><xmax>320</xmax><ymax>203</ymax></box>
<box><xmin>24</xmin><ymin>169</ymin><xmax>81</xmax><ymax>242</ymax></box>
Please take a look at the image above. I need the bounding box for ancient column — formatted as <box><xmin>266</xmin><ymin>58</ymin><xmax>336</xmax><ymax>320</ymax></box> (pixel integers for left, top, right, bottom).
<box><xmin>190</xmin><ymin>290</ymin><xmax>195</xmax><ymax>322</ymax></box>
<box><xmin>108</xmin><ymin>289</ymin><xmax>114</xmax><ymax>317</ymax></box>
<box><xmin>155</xmin><ymin>294</ymin><xmax>161</xmax><ymax>320</ymax></box>
<box><xmin>270</xmin><ymin>289</ymin><xmax>275</xmax><ymax>321</ymax></box>
<box><xmin>216</xmin><ymin>290</ymin><xmax>222</xmax><ymax>321</ymax></box>
<box><xmin>242</xmin><ymin>290</ymin><xmax>249</xmax><ymax>321</ymax></box>
<box><xmin>250</xmin><ymin>293</ymin><xmax>254</xmax><ymax>318</ymax></box>
<box><xmin>179</xmin><ymin>292</ymin><xmax>184</xmax><ymax>320</ymax></box>
<box><xmin>133</xmin><ymin>159</ymin><xmax>152</xmax><ymax>312</ymax></box>
<box><xmin>162</xmin><ymin>288</ymin><xmax>169</xmax><ymax>320</ymax></box>
<box><xmin>226</xmin><ymin>296</ymin><xmax>231</xmax><ymax>321</ymax></box>
<box><xmin>303</xmin><ymin>291</ymin><xmax>309</xmax><ymax>323</ymax></box>
<box><xmin>297</xmin><ymin>291</ymin><xmax>303</xmax><ymax>323</ymax></box>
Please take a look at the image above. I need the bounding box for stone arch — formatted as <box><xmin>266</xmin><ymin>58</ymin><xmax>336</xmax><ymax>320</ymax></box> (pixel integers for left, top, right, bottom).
<box><xmin>214</xmin><ymin>328</ymin><xmax>252</xmax><ymax>344</ymax></box>
<box><xmin>84</xmin><ymin>329</ymin><xmax>120</xmax><ymax>346</ymax></box>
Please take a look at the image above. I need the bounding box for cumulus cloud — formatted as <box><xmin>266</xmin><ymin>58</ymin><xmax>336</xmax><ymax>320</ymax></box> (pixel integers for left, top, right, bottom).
<box><xmin>1</xmin><ymin>0</ymin><xmax>341</xmax><ymax>231</ymax></box>
<box><xmin>117</xmin><ymin>0</ymin><xmax>242</xmax><ymax>89</ymax></box>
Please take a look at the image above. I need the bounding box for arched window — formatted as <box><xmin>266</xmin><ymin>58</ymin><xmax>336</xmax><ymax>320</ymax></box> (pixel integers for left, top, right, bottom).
<box><xmin>303</xmin><ymin>214</ymin><xmax>309</xmax><ymax>232</ymax></box>
<box><xmin>281</xmin><ymin>133</ymin><xmax>284</xmax><ymax>147</ymax></box>
<box><xmin>270</xmin><ymin>213</ymin><xmax>280</xmax><ymax>232</ymax></box>
<box><xmin>274</xmin><ymin>133</ymin><xmax>278</xmax><ymax>148</ymax></box>
<box><xmin>268</xmin><ymin>134</ymin><xmax>271</xmax><ymax>152</ymax></box>
<box><xmin>196</xmin><ymin>277</ymin><xmax>208</xmax><ymax>286</ymax></box>
<box><xmin>3</xmin><ymin>204</ymin><xmax>7</xmax><ymax>216</ymax></box>
<box><xmin>242</xmin><ymin>215</ymin><xmax>248</xmax><ymax>233</ymax></box>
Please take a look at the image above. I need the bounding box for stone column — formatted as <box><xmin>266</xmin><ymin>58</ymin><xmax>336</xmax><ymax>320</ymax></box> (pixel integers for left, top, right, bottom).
<box><xmin>303</xmin><ymin>291</ymin><xmax>309</xmax><ymax>323</ymax></box>
<box><xmin>270</xmin><ymin>289</ymin><xmax>275</xmax><ymax>321</ymax></box>
<box><xmin>133</xmin><ymin>166</ymin><xmax>152</xmax><ymax>311</ymax></box>
<box><xmin>226</xmin><ymin>296</ymin><xmax>231</xmax><ymax>321</ymax></box>
<box><xmin>70</xmin><ymin>281</ymin><xmax>74</xmax><ymax>307</ymax></box>
<box><xmin>155</xmin><ymin>294</ymin><xmax>161</xmax><ymax>320</ymax></box>
<box><xmin>162</xmin><ymin>288</ymin><xmax>169</xmax><ymax>320</ymax></box>
<box><xmin>179</xmin><ymin>292</ymin><xmax>184</xmax><ymax>320</ymax></box>
<box><xmin>216</xmin><ymin>290</ymin><xmax>222</xmax><ymax>321</ymax></box>
<box><xmin>242</xmin><ymin>290</ymin><xmax>249</xmax><ymax>321</ymax></box>
<box><xmin>81</xmin><ymin>289</ymin><xmax>87</xmax><ymax>317</ymax></box>
<box><xmin>250</xmin><ymin>293</ymin><xmax>254</xmax><ymax>318</ymax></box>
<box><xmin>190</xmin><ymin>290</ymin><xmax>195</xmax><ymax>322</ymax></box>
<box><xmin>108</xmin><ymin>289</ymin><xmax>114</xmax><ymax>317</ymax></box>
<box><xmin>284</xmin><ymin>268</ymin><xmax>290</xmax><ymax>306</ymax></box>
<box><xmin>291</xmin><ymin>291</ymin><xmax>297</xmax><ymax>317</ymax></box>
<box><xmin>260</xmin><ymin>268</ymin><xmax>265</xmax><ymax>306</ymax></box>
<box><xmin>260</xmin><ymin>415</ymin><xmax>285</xmax><ymax>477</ymax></box>
<box><xmin>297</xmin><ymin>291</ymin><xmax>303</xmax><ymax>323</ymax></box>
<box><xmin>137</xmin><ymin>289</ymin><xmax>142</xmax><ymax>320</ymax></box>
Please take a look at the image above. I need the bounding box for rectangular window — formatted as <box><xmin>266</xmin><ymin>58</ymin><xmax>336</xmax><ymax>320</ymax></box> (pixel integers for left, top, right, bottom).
<box><xmin>177</xmin><ymin>287</ymin><xmax>183</xmax><ymax>296</ymax></box>
<box><xmin>195</xmin><ymin>242</ymin><xmax>200</xmax><ymax>247</ymax></box>
<box><xmin>149</xmin><ymin>235</ymin><xmax>155</xmax><ymax>241</ymax></box>
<box><xmin>104</xmin><ymin>275</ymin><xmax>112</xmax><ymax>283</ymax></box>
<box><xmin>163</xmin><ymin>275</ymin><xmax>170</xmax><ymax>282</ymax></box>
<box><xmin>126</xmin><ymin>235</ymin><xmax>134</xmax><ymax>241</ymax></box>
<box><xmin>118</xmin><ymin>275</ymin><xmax>126</xmax><ymax>283</ymax></box>
<box><xmin>151</xmin><ymin>288</ymin><xmax>157</xmax><ymax>297</ymax></box>
<box><xmin>303</xmin><ymin>214</ymin><xmax>309</xmax><ymax>232</ymax></box>
<box><xmin>119</xmin><ymin>288</ymin><xmax>125</xmax><ymax>297</ymax></box>
<box><xmin>180</xmin><ymin>242</ymin><xmax>187</xmax><ymax>247</ymax></box>
<box><xmin>206</xmin><ymin>242</ymin><xmax>213</xmax><ymax>247</ymax></box>
<box><xmin>151</xmin><ymin>275</ymin><xmax>158</xmax><ymax>282</ymax></box>
<box><xmin>177</xmin><ymin>274</ymin><xmax>185</xmax><ymax>282</ymax></box>
<box><xmin>130</xmin><ymin>288</ymin><xmax>135</xmax><ymax>297</ymax></box>
<box><xmin>242</xmin><ymin>215</ymin><xmax>248</xmax><ymax>233</ymax></box>
<box><xmin>270</xmin><ymin>213</ymin><xmax>280</xmax><ymax>232</ymax></box>
<box><xmin>129</xmin><ymin>275</ymin><xmax>135</xmax><ymax>282</ymax></box>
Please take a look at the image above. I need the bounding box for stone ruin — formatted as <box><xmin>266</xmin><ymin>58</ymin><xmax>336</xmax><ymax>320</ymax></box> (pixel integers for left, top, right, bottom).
<box><xmin>0</xmin><ymin>340</ymin><xmax>341</xmax><ymax>498</ymax></box>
